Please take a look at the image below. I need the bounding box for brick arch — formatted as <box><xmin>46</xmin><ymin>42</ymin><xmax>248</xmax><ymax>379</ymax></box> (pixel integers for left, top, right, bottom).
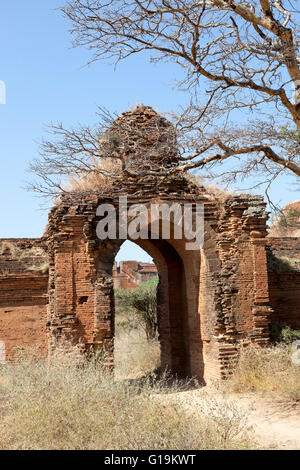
<box><xmin>129</xmin><ymin>211</ymin><xmax>204</xmax><ymax>376</ymax></box>
<box><xmin>46</xmin><ymin>191</ymin><xmax>272</xmax><ymax>383</ymax></box>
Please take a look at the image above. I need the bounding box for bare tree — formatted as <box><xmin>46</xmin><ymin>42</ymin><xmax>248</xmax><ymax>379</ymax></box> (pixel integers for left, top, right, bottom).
<box><xmin>30</xmin><ymin>1</ymin><xmax>300</xmax><ymax>199</ymax></box>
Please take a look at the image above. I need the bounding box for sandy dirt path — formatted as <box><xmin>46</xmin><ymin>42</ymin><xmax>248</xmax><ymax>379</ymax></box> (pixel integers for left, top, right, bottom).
<box><xmin>166</xmin><ymin>388</ymin><xmax>300</xmax><ymax>450</ymax></box>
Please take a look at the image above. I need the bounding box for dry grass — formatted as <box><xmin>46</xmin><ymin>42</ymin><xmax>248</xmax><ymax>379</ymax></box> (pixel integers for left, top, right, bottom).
<box><xmin>203</xmin><ymin>183</ymin><xmax>237</xmax><ymax>200</ymax></box>
<box><xmin>0</xmin><ymin>242</ymin><xmax>45</xmax><ymax>260</ymax></box>
<box><xmin>27</xmin><ymin>262</ymin><xmax>49</xmax><ymax>274</ymax></box>
<box><xmin>226</xmin><ymin>345</ymin><xmax>300</xmax><ymax>403</ymax></box>
<box><xmin>114</xmin><ymin>324</ymin><xmax>160</xmax><ymax>380</ymax></box>
<box><xmin>267</xmin><ymin>253</ymin><xmax>300</xmax><ymax>272</ymax></box>
<box><xmin>186</xmin><ymin>175</ymin><xmax>236</xmax><ymax>200</ymax></box>
<box><xmin>65</xmin><ymin>157</ymin><xmax>121</xmax><ymax>193</ymax></box>
<box><xmin>0</xmin><ymin>293</ymin><xmax>269</xmax><ymax>450</ymax></box>
<box><xmin>268</xmin><ymin>204</ymin><xmax>300</xmax><ymax>237</ymax></box>
<box><xmin>268</xmin><ymin>224</ymin><xmax>300</xmax><ymax>237</ymax></box>
<box><xmin>0</xmin><ymin>346</ymin><xmax>253</xmax><ymax>450</ymax></box>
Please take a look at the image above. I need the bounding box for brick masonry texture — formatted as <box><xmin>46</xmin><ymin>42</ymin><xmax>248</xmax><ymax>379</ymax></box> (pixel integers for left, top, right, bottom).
<box><xmin>0</xmin><ymin>239</ymin><xmax>48</xmax><ymax>360</ymax></box>
<box><xmin>0</xmin><ymin>106</ymin><xmax>299</xmax><ymax>382</ymax></box>
<box><xmin>266</xmin><ymin>237</ymin><xmax>300</xmax><ymax>329</ymax></box>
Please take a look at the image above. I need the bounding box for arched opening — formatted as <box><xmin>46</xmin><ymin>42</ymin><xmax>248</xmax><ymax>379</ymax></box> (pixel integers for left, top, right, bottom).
<box><xmin>113</xmin><ymin>241</ymin><xmax>160</xmax><ymax>379</ymax></box>
<box><xmin>95</xmin><ymin>235</ymin><xmax>198</xmax><ymax>380</ymax></box>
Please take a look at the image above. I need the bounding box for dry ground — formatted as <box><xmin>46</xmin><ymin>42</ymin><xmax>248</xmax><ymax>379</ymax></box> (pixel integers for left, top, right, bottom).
<box><xmin>115</xmin><ymin>325</ymin><xmax>300</xmax><ymax>450</ymax></box>
<box><xmin>167</xmin><ymin>388</ymin><xmax>300</xmax><ymax>450</ymax></box>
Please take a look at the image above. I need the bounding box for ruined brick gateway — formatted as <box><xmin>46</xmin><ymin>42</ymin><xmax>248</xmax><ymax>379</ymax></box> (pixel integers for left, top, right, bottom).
<box><xmin>1</xmin><ymin>106</ymin><xmax>300</xmax><ymax>383</ymax></box>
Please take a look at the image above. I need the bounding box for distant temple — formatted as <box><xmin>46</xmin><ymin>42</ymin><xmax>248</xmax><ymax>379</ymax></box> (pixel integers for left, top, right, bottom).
<box><xmin>113</xmin><ymin>261</ymin><xmax>158</xmax><ymax>289</ymax></box>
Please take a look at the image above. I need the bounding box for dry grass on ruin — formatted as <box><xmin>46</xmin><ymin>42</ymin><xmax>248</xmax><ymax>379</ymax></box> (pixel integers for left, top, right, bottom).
<box><xmin>268</xmin><ymin>223</ymin><xmax>300</xmax><ymax>238</ymax></box>
<box><xmin>225</xmin><ymin>344</ymin><xmax>300</xmax><ymax>403</ymax></box>
<box><xmin>64</xmin><ymin>157</ymin><xmax>235</xmax><ymax>199</ymax></box>
<box><xmin>186</xmin><ymin>174</ymin><xmax>236</xmax><ymax>201</ymax></box>
<box><xmin>0</xmin><ymin>242</ymin><xmax>45</xmax><ymax>260</ymax></box>
<box><xmin>202</xmin><ymin>183</ymin><xmax>236</xmax><ymax>200</ymax></box>
<box><xmin>27</xmin><ymin>262</ymin><xmax>50</xmax><ymax>274</ymax></box>
<box><xmin>65</xmin><ymin>157</ymin><xmax>121</xmax><ymax>193</ymax></box>
<box><xmin>0</xmin><ymin>243</ymin><xmax>49</xmax><ymax>274</ymax></box>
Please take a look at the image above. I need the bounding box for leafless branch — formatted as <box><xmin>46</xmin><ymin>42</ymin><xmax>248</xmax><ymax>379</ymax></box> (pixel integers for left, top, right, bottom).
<box><xmin>29</xmin><ymin>1</ymin><xmax>300</xmax><ymax>200</ymax></box>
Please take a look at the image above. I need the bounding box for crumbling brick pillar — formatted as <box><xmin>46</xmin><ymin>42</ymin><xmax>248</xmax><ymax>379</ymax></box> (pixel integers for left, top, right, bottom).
<box><xmin>198</xmin><ymin>196</ymin><xmax>273</xmax><ymax>382</ymax></box>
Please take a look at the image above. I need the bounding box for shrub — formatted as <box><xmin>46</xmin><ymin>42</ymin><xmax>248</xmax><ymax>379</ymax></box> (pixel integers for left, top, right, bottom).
<box><xmin>115</xmin><ymin>278</ymin><xmax>158</xmax><ymax>340</ymax></box>
<box><xmin>270</xmin><ymin>322</ymin><xmax>300</xmax><ymax>344</ymax></box>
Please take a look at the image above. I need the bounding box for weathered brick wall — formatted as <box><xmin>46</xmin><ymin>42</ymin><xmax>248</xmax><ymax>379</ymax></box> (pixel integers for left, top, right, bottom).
<box><xmin>267</xmin><ymin>237</ymin><xmax>300</xmax><ymax>329</ymax></box>
<box><xmin>0</xmin><ymin>239</ymin><xmax>48</xmax><ymax>360</ymax></box>
<box><xmin>0</xmin><ymin>194</ymin><xmax>276</xmax><ymax>380</ymax></box>
<box><xmin>1</xmin><ymin>209</ymin><xmax>298</xmax><ymax>375</ymax></box>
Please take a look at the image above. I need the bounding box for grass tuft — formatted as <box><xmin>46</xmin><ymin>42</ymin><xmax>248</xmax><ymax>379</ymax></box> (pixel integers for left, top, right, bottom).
<box><xmin>226</xmin><ymin>344</ymin><xmax>300</xmax><ymax>402</ymax></box>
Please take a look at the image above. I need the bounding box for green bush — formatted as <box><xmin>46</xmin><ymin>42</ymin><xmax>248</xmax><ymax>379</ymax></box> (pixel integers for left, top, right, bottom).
<box><xmin>115</xmin><ymin>278</ymin><xmax>158</xmax><ymax>340</ymax></box>
<box><xmin>270</xmin><ymin>322</ymin><xmax>300</xmax><ymax>344</ymax></box>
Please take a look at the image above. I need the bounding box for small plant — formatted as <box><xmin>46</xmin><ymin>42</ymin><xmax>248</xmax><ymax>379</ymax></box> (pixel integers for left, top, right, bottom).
<box><xmin>27</xmin><ymin>262</ymin><xmax>49</xmax><ymax>274</ymax></box>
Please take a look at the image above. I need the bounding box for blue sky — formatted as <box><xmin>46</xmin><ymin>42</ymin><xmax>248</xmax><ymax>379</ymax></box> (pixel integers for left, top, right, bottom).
<box><xmin>0</xmin><ymin>2</ymin><xmax>298</xmax><ymax>262</ymax></box>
